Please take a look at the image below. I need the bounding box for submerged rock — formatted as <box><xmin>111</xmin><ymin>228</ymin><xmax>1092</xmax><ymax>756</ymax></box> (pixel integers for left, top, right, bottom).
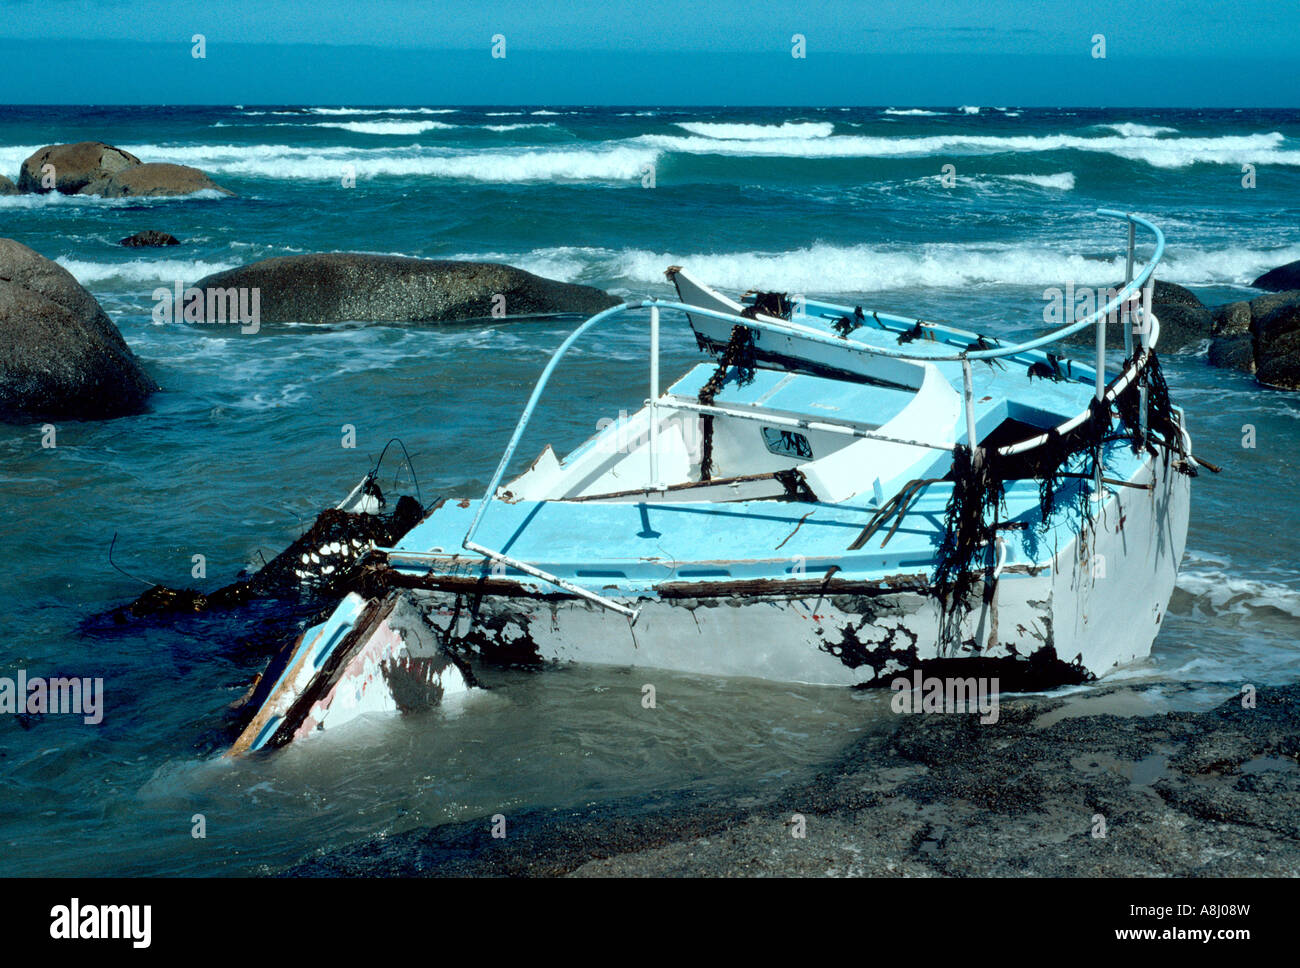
<box><xmin>0</xmin><ymin>238</ymin><xmax>158</xmax><ymax>422</ymax></box>
<box><xmin>1252</xmin><ymin>259</ymin><xmax>1300</xmax><ymax>292</ymax></box>
<box><xmin>190</xmin><ymin>253</ymin><xmax>620</xmax><ymax>325</ymax></box>
<box><xmin>119</xmin><ymin>230</ymin><xmax>181</xmax><ymax>248</ymax></box>
<box><xmin>0</xmin><ymin>175</ymin><xmax>18</xmax><ymax>196</ymax></box>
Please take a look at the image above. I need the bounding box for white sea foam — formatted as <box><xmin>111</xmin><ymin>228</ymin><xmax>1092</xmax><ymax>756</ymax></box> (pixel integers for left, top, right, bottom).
<box><xmin>456</xmin><ymin>240</ymin><xmax>1300</xmax><ymax>292</ymax></box>
<box><xmin>673</xmin><ymin>121</ymin><xmax>835</xmax><ymax>139</ymax></box>
<box><xmin>306</xmin><ymin>107</ymin><xmax>457</xmax><ymax>115</ymax></box>
<box><xmin>482</xmin><ymin>123</ymin><xmax>557</xmax><ymax>132</ymax></box>
<box><xmin>1097</xmin><ymin>122</ymin><xmax>1179</xmax><ymax>137</ymax></box>
<box><xmin>609</xmin><ymin>244</ymin><xmax>1128</xmax><ymax>291</ymax></box>
<box><xmin>1176</xmin><ymin>561</ymin><xmax>1300</xmax><ymax>620</ymax></box>
<box><xmin>102</xmin><ymin>143</ymin><xmax>659</xmax><ymax>182</ymax></box>
<box><xmin>0</xmin><ymin>187</ymin><xmax>229</xmax><ymax>208</ymax></box>
<box><xmin>450</xmin><ymin>247</ymin><xmax>594</xmax><ymax>284</ymax></box>
<box><xmin>55</xmin><ymin>258</ymin><xmax>239</xmax><ymax>286</ymax></box>
<box><xmin>959</xmin><ymin>105</ymin><xmax>981</xmax><ymax>115</ymax></box>
<box><xmin>883</xmin><ymin>108</ymin><xmax>947</xmax><ymax>116</ymax></box>
<box><xmin>1155</xmin><ymin>242</ymin><xmax>1300</xmax><ymax>285</ymax></box>
<box><xmin>1001</xmin><ymin>172</ymin><xmax>1077</xmax><ymax>190</ymax></box>
<box><xmin>0</xmin><ymin>144</ymin><xmax>45</xmax><ymax>172</ymax></box>
<box><xmin>628</xmin><ymin>130</ymin><xmax>1299</xmax><ymax>167</ymax></box>
<box><xmin>314</xmin><ymin>120</ymin><xmax>458</xmax><ymax>134</ymax></box>
<box><xmin>453</xmin><ymin>243</ymin><xmax>1127</xmax><ymax>292</ymax></box>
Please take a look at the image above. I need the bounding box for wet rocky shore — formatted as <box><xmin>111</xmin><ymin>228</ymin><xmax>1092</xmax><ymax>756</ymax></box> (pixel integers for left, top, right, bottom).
<box><xmin>286</xmin><ymin>680</ymin><xmax>1300</xmax><ymax>877</ymax></box>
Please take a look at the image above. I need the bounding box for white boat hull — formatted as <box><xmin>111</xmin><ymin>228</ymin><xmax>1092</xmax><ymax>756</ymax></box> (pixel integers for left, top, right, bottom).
<box><xmin>405</xmin><ymin>448</ymin><xmax>1190</xmax><ymax>686</ymax></box>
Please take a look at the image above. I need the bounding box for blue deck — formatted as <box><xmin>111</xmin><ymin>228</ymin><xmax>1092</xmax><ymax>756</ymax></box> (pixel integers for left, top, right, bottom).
<box><xmin>666</xmin><ymin>364</ymin><xmax>916</xmax><ymax>426</ymax></box>
<box><xmin>392</xmin><ymin>438</ymin><xmax>1140</xmax><ymax>594</ymax></box>
<box><xmin>673</xmin><ymin>302</ymin><xmax>1106</xmax><ymax>445</ymax></box>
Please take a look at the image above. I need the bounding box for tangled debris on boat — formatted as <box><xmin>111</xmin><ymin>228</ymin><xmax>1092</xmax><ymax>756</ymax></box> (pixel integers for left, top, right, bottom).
<box><xmin>116</xmin><ymin>486</ymin><xmax>425</xmax><ymax>621</ymax></box>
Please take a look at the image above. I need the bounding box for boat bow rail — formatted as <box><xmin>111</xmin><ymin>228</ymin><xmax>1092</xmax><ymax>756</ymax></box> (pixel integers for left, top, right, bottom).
<box><xmin>378</xmin><ymin>210</ymin><xmax>1169</xmax><ymax>621</ymax></box>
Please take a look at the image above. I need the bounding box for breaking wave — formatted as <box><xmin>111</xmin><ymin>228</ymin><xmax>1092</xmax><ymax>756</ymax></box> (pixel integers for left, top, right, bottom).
<box><xmin>304</xmin><ymin>107</ymin><xmax>458</xmax><ymax>116</ymax></box>
<box><xmin>455</xmin><ymin>240</ymin><xmax>1300</xmax><ymax>292</ymax></box>
<box><xmin>629</xmin><ymin>131</ymin><xmax>1298</xmax><ymax>167</ymax></box>
<box><xmin>0</xmin><ymin>187</ymin><xmax>229</xmax><ymax>207</ymax></box>
<box><xmin>313</xmin><ymin>120</ymin><xmax>458</xmax><ymax>134</ymax></box>
<box><xmin>673</xmin><ymin>121</ymin><xmax>835</xmax><ymax>139</ymax></box>
<box><xmin>1001</xmin><ymin>172</ymin><xmax>1077</xmax><ymax>190</ymax></box>
<box><xmin>1175</xmin><ymin>556</ymin><xmax>1300</xmax><ymax>621</ymax></box>
<box><xmin>55</xmin><ymin>258</ymin><xmax>240</xmax><ymax>287</ymax></box>
<box><xmin>104</xmin><ymin>143</ymin><xmax>659</xmax><ymax>182</ymax></box>
<box><xmin>481</xmin><ymin>123</ymin><xmax>557</xmax><ymax>132</ymax></box>
<box><xmin>1097</xmin><ymin>122</ymin><xmax>1180</xmax><ymax>137</ymax></box>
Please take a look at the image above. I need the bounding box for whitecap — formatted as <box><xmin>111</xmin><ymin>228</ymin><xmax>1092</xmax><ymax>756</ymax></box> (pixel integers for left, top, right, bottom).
<box><xmin>673</xmin><ymin>121</ymin><xmax>835</xmax><ymax>139</ymax></box>
<box><xmin>1001</xmin><ymin>172</ymin><xmax>1076</xmax><ymax>190</ymax></box>
<box><xmin>313</xmin><ymin>120</ymin><xmax>458</xmax><ymax>135</ymax></box>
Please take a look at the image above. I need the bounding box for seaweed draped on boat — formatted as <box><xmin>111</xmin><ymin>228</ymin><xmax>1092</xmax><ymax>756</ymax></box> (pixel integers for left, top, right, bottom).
<box><xmin>932</xmin><ymin>441</ymin><xmax>1006</xmax><ymax>616</ymax></box>
<box><xmin>740</xmin><ymin>290</ymin><xmax>794</xmax><ymax>321</ymax></box>
<box><xmin>931</xmin><ymin>347</ymin><xmax>1195</xmax><ymax>633</ymax></box>
<box><xmin>1114</xmin><ymin>349</ymin><xmax>1195</xmax><ymax>472</ymax></box>
<box><xmin>695</xmin><ymin>290</ymin><xmax>794</xmax><ymax>481</ymax></box>
<box><xmin>116</xmin><ymin>489</ymin><xmax>425</xmax><ymax>620</ymax></box>
<box><xmin>696</xmin><ymin>322</ymin><xmax>758</xmax><ymax>481</ymax></box>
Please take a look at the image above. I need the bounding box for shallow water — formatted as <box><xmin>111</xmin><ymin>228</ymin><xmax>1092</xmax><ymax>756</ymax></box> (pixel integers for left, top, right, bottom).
<box><xmin>1</xmin><ymin>105</ymin><xmax>1298</xmax><ymax>875</ymax></box>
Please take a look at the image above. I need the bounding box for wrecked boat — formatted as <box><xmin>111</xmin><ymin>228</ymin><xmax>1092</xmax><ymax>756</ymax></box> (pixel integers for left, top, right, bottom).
<box><xmin>231</xmin><ymin>209</ymin><xmax>1202</xmax><ymax>753</ymax></box>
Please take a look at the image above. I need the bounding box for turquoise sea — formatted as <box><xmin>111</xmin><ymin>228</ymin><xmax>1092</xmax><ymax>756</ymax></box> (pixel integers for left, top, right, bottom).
<box><xmin>1</xmin><ymin>104</ymin><xmax>1298</xmax><ymax>874</ymax></box>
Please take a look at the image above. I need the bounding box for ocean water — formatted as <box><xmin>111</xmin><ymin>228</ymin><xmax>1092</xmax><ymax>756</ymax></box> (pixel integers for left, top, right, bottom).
<box><xmin>1</xmin><ymin>104</ymin><xmax>1298</xmax><ymax>876</ymax></box>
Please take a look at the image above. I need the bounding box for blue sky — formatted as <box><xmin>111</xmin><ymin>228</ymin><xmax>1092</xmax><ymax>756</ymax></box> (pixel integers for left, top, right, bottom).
<box><xmin>0</xmin><ymin>0</ymin><xmax>1296</xmax><ymax>104</ymax></box>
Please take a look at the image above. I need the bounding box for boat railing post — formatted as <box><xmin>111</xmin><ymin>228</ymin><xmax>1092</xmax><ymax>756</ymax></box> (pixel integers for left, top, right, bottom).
<box><xmin>1139</xmin><ymin>279</ymin><xmax>1153</xmax><ymax>444</ymax></box>
<box><xmin>1094</xmin><ymin>307</ymin><xmax>1107</xmax><ymax>404</ymax></box>
<box><xmin>1123</xmin><ymin>217</ymin><xmax>1135</xmax><ymax>359</ymax></box>
<box><xmin>463</xmin><ymin>300</ymin><xmax>646</xmax><ymax>548</ymax></box>
<box><xmin>649</xmin><ymin>304</ymin><xmax>662</xmax><ymax>490</ymax></box>
<box><xmin>1093</xmin><ymin>270</ymin><xmax>1109</xmax><ymax>502</ymax></box>
<box><xmin>961</xmin><ymin>358</ymin><xmax>978</xmax><ymax>451</ymax></box>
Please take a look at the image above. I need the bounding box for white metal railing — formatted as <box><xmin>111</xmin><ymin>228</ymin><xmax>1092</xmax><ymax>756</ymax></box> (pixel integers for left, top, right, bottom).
<box><xmin>666</xmin><ymin>399</ymin><xmax>955</xmax><ymax>452</ymax></box>
<box><xmin>444</xmin><ymin>209</ymin><xmax>1165</xmax><ymax>621</ymax></box>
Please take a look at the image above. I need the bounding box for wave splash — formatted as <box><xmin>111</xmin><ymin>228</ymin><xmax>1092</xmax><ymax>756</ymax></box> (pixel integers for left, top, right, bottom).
<box><xmin>451</xmin><ymin>240</ymin><xmax>1300</xmax><ymax>293</ymax></box>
